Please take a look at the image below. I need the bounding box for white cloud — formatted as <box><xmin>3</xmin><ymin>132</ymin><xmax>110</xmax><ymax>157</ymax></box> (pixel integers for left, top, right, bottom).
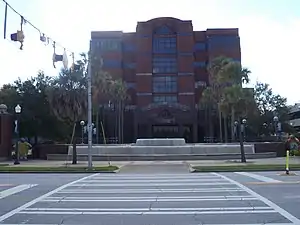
<box><xmin>0</xmin><ymin>0</ymin><xmax>299</xmax><ymax>104</ymax></box>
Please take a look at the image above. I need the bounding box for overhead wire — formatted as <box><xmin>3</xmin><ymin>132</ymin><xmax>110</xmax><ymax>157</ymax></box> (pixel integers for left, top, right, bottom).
<box><xmin>2</xmin><ymin>0</ymin><xmax>79</xmax><ymax>68</ymax></box>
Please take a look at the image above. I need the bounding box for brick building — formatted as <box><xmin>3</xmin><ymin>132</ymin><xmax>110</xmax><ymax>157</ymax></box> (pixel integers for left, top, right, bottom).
<box><xmin>91</xmin><ymin>17</ymin><xmax>241</xmax><ymax>143</ymax></box>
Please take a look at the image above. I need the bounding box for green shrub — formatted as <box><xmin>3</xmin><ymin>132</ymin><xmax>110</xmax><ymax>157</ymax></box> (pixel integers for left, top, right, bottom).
<box><xmin>290</xmin><ymin>150</ymin><xmax>300</xmax><ymax>156</ymax></box>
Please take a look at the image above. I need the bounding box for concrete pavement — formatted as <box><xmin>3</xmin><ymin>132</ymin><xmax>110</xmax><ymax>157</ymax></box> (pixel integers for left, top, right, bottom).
<box><xmin>0</xmin><ymin>171</ymin><xmax>300</xmax><ymax>224</ymax></box>
<box><xmin>1</xmin><ymin>157</ymin><xmax>300</xmax><ymax>167</ymax></box>
<box><xmin>119</xmin><ymin>161</ymin><xmax>190</xmax><ymax>173</ymax></box>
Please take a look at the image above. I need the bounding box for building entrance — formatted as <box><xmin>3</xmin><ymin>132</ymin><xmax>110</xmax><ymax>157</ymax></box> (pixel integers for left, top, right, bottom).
<box><xmin>152</xmin><ymin>125</ymin><xmax>179</xmax><ymax>138</ymax></box>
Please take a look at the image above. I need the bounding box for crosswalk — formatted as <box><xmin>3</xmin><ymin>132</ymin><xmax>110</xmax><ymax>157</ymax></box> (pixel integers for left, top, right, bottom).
<box><xmin>0</xmin><ymin>184</ymin><xmax>37</xmax><ymax>199</ymax></box>
<box><xmin>0</xmin><ymin>173</ymin><xmax>299</xmax><ymax>225</ymax></box>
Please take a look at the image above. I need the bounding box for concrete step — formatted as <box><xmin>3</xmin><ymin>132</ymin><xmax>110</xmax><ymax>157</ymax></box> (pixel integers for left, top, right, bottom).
<box><xmin>47</xmin><ymin>152</ymin><xmax>277</xmax><ymax>161</ymax></box>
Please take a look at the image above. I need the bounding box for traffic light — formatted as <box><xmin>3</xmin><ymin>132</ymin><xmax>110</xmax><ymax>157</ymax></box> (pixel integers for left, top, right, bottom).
<box><xmin>52</xmin><ymin>49</ymin><xmax>68</xmax><ymax>69</ymax></box>
<box><xmin>10</xmin><ymin>30</ymin><xmax>25</xmax><ymax>49</ymax></box>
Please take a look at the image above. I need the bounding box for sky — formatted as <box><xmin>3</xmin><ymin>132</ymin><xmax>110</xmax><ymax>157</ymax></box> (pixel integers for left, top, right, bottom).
<box><xmin>0</xmin><ymin>0</ymin><xmax>299</xmax><ymax>104</ymax></box>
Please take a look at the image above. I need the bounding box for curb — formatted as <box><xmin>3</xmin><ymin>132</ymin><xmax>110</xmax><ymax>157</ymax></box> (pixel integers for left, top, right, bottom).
<box><xmin>114</xmin><ymin>162</ymin><xmax>134</xmax><ymax>173</ymax></box>
<box><xmin>0</xmin><ymin>170</ymin><xmax>118</xmax><ymax>174</ymax></box>
<box><xmin>187</xmin><ymin>163</ymin><xmax>196</xmax><ymax>173</ymax></box>
<box><xmin>191</xmin><ymin>167</ymin><xmax>300</xmax><ymax>173</ymax></box>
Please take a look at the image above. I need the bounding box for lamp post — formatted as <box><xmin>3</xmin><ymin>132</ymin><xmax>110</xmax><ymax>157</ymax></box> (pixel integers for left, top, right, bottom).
<box><xmin>14</xmin><ymin>104</ymin><xmax>21</xmax><ymax>165</ymax></box>
<box><xmin>263</xmin><ymin>122</ymin><xmax>268</xmax><ymax>130</ymax></box>
<box><xmin>273</xmin><ymin>116</ymin><xmax>281</xmax><ymax>140</ymax></box>
<box><xmin>234</xmin><ymin>118</ymin><xmax>247</xmax><ymax>163</ymax></box>
<box><xmin>263</xmin><ymin>122</ymin><xmax>268</xmax><ymax>138</ymax></box>
<box><xmin>80</xmin><ymin>120</ymin><xmax>85</xmax><ymax>144</ymax></box>
<box><xmin>242</xmin><ymin>118</ymin><xmax>247</xmax><ymax>141</ymax></box>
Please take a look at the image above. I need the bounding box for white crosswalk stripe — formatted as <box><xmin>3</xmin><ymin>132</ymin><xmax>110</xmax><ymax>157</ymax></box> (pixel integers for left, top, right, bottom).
<box><xmin>0</xmin><ymin>173</ymin><xmax>299</xmax><ymax>224</ymax></box>
<box><xmin>0</xmin><ymin>184</ymin><xmax>38</xmax><ymax>199</ymax></box>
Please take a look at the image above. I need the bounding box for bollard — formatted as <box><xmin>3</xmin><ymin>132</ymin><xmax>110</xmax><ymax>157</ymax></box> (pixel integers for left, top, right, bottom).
<box><xmin>286</xmin><ymin>150</ymin><xmax>290</xmax><ymax>175</ymax></box>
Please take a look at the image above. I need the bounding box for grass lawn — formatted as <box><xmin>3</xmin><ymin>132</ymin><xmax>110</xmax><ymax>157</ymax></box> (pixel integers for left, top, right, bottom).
<box><xmin>0</xmin><ymin>165</ymin><xmax>119</xmax><ymax>173</ymax></box>
<box><xmin>192</xmin><ymin>164</ymin><xmax>300</xmax><ymax>172</ymax></box>
<box><xmin>0</xmin><ymin>164</ymin><xmax>9</xmax><ymax>167</ymax></box>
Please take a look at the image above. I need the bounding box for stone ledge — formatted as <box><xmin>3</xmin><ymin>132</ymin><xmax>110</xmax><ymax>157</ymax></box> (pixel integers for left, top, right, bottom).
<box><xmin>48</xmin><ymin>152</ymin><xmax>276</xmax><ymax>161</ymax></box>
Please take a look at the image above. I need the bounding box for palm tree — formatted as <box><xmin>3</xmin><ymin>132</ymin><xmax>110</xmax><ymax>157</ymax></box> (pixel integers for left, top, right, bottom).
<box><xmin>92</xmin><ymin>68</ymin><xmax>114</xmax><ymax>144</ymax></box>
<box><xmin>206</xmin><ymin>56</ymin><xmax>233</xmax><ymax>142</ymax></box>
<box><xmin>200</xmin><ymin>87</ymin><xmax>216</xmax><ymax>142</ymax></box>
<box><xmin>109</xmin><ymin>79</ymin><xmax>128</xmax><ymax>143</ymax></box>
<box><xmin>217</xmin><ymin>60</ymin><xmax>251</xmax><ymax>141</ymax></box>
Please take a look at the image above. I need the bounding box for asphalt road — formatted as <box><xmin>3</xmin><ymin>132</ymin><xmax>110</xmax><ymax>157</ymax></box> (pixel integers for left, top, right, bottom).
<box><xmin>0</xmin><ymin>169</ymin><xmax>300</xmax><ymax>224</ymax></box>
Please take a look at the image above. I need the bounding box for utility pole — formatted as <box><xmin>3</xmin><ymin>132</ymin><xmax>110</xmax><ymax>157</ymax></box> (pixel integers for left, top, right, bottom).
<box><xmin>87</xmin><ymin>41</ymin><xmax>93</xmax><ymax>169</ymax></box>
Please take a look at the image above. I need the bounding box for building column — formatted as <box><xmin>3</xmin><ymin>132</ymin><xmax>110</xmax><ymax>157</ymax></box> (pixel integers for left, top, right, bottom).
<box><xmin>193</xmin><ymin>123</ymin><xmax>198</xmax><ymax>143</ymax></box>
<box><xmin>134</xmin><ymin>112</ymin><xmax>138</xmax><ymax>142</ymax></box>
<box><xmin>147</xmin><ymin>124</ymin><xmax>152</xmax><ymax>138</ymax></box>
<box><xmin>179</xmin><ymin>125</ymin><xmax>184</xmax><ymax>138</ymax></box>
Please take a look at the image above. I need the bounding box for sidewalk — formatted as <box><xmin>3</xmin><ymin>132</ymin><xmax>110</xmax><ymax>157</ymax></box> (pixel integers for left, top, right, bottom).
<box><xmin>1</xmin><ymin>160</ymin><xmax>131</xmax><ymax>168</ymax></box>
<box><xmin>1</xmin><ymin>157</ymin><xmax>299</xmax><ymax>168</ymax></box>
<box><xmin>187</xmin><ymin>157</ymin><xmax>300</xmax><ymax>167</ymax></box>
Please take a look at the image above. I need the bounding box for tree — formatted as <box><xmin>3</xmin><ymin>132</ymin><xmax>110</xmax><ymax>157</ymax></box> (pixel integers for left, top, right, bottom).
<box><xmin>0</xmin><ymin>72</ymin><xmax>65</xmax><ymax>143</ymax></box>
<box><xmin>0</xmin><ymin>84</ymin><xmax>20</xmax><ymax>112</ymax></box>
<box><xmin>200</xmin><ymin>87</ymin><xmax>217</xmax><ymax>142</ymax></box>
<box><xmin>246</xmin><ymin>81</ymin><xmax>292</xmax><ymax>138</ymax></box>
<box><xmin>203</xmin><ymin>56</ymin><xmax>252</xmax><ymax>142</ymax></box>
<box><xmin>109</xmin><ymin>79</ymin><xmax>128</xmax><ymax>143</ymax></box>
<box><xmin>205</xmin><ymin>56</ymin><xmax>233</xmax><ymax>142</ymax></box>
<box><xmin>91</xmin><ymin>57</ymin><xmax>114</xmax><ymax>144</ymax></box>
<box><xmin>89</xmin><ymin>49</ymin><xmax>129</xmax><ymax>144</ymax></box>
<box><xmin>46</xmin><ymin>66</ymin><xmax>87</xmax><ymax>164</ymax></box>
<box><xmin>217</xmin><ymin>60</ymin><xmax>252</xmax><ymax>141</ymax></box>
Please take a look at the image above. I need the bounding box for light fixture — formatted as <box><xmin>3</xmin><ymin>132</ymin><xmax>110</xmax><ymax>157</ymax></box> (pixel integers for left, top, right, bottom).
<box><xmin>15</xmin><ymin>104</ymin><xmax>21</xmax><ymax>114</ymax></box>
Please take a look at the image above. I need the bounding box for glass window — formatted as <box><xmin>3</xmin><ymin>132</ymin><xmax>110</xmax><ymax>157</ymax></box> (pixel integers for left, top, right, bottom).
<box><xmin>194</xmin><ymin>61</ymin><xmax>206</xmax><ymax>67</ymax></box>
<box><xmin>124</xmin><ymin>63</ymin><xmax>136</xmax><ymax>69</ymax></box>
<box><xmin>153</xmin><ymin>76</ymin><xmax>177</xmax><ymax>93</ymax></box>
<box><xmin>103</xmin><ymin>59</ymin><xmax>122</xmax><ymax>68</ymax></box>
<box><xmin>207</xmin><ymin>36</ymin><xmax>239</xmax><ymax>50</ymax></box>
<box><xmin>152</xmin><ymin>58</ymin><xmax>177</xmax><ymax>74</ymax></box>
<box><xmin>154</xmin><ymin>26</ymin><xmax>174</xmax><ymax>35</ymax></box>
<box><xmin>194</xmin><ymin>42</ymin><xmax>206</xmax><ymax>50</ymax></box>
<box><xmin>92</xmin><ymin>39</ymin><xmax>121</xmax><ymax>51</ymax></box>
<box><xmin>153</xmin><ymin>95</ymin><xmax>178</xmax><ymax>103</ymax></box>
<box><xmin>123</xmin><ymin>43</ymin><xmax>135</xmax><ymax>51</ymax></box>
<box><xmin>153</xmin><ymin>37</ymin><xmax>177</xmax><ymax>54</ymax></box>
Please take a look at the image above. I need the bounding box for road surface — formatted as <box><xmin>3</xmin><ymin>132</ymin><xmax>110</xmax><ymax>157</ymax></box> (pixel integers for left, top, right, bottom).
<box><xmin>0</xmin><ymin>171</ymin><xmax>300</xmax><ymax>224</ymax></box>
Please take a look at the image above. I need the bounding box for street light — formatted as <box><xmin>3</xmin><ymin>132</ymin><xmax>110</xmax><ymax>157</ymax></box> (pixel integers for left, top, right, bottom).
<box><xmin>14</xmin><ymin>104</ymin><xmax>21</xmax><ymax>165</ymax></box>
<box><xmin>234</xmin><ymin>118</ymin><xmax>247</xmax><ymax>163</ymax></box>
<box><xmin>273</xmin><ymin>116</ymin><xmax>281</xmax><ymax>140</ymax></box>
<box><xmin>80</xmin><ymin>120</ymin><xmax>85</xmax><ymax>144</ymax></box>
<box><xmin>262</xmin><ymin>122</ymin><xmax>268</xmax><ymax>136</ymax></box>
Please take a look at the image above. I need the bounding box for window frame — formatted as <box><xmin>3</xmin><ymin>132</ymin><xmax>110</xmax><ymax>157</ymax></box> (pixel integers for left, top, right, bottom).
<box><xmin>153</xmin><ymin>95</ymin><xmax>178</xmax><ymax>103</ymax></box>
<box><xmin>152</xmin><ymin>57</ymin><xmax>177</xmax><ymax>74</ymax></box>
<box><xmin>152</xmin><ymin>76</ymin><xmax>178</xmax><ymax>93</ymax></box>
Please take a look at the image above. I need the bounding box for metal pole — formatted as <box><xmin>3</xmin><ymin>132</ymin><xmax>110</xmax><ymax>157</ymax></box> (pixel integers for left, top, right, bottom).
<box><xmin>81</xmin><ymin>126</ymin><xmax>84</xmax><ymax>144</ymax></box>
<box><xmin>14</xmin><ymin>118</ymin><xmax>20</xmax><ymax>165</ymax></box>
<box><xmin>274</xmin><ymin>120</ymin><xmax>278</xmax><ymax>140</ymax></box>
<box><xmin>87</xmin><ymin>43</ymin><xmax>93</xmax><ymax>169</ymax></box>
<box><xmin>239</xmin><ymin>122</ymin><xmax>246</xmax><ymax>163</ymax></box>
<box><xmin>96</xmin><ymin>108</ymin><xmax>99</xmax><ymax>144</ymax></box>
<box><xmin>286</xmin><ymin>150</ymin><xmax>290</xmax><ymax>175</ymax></box>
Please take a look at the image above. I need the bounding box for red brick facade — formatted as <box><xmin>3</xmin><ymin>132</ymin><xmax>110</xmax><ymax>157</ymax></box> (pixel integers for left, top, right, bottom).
<box><xmin>91</xmin><ymin>17</ymin><xmax>241</xmax><ymax>143</ymax></box>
